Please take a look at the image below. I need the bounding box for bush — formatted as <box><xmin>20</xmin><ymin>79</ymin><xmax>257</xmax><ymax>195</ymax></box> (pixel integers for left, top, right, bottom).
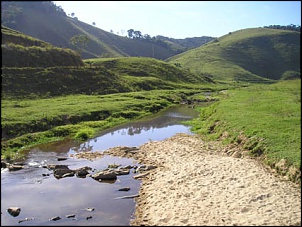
<box><xmin>73</xmin><ymin>127</ymin><xmax>95</xmax><ymax>141</ymax></box>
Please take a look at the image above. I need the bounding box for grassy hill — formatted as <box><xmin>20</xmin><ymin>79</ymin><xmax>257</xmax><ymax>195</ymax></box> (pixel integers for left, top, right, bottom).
<box><xmin>167</xmin><ymin>28</ymin><xmax>300</xmax><ymax>83</ymax></box>
<box><xmin>2</xmin><ymin>26</ymin><xmax>83</xmax><ymax>67</ymax></box>
<box><xmin>1</xmin><ymin>25</ymin><xmax>213</xmax><ymax>99</ymax></box>
<box><xmin>1</xmin><ymin>1</ymin><xmax>214</xmax><ymax>60</ymax></box>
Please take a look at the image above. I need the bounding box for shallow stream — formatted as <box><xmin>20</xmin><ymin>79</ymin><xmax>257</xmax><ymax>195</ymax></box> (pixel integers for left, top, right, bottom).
<box><xmin>1</xmin><ymin>104</ymin><xmax>201</xmax><ymax>226</ymax></box>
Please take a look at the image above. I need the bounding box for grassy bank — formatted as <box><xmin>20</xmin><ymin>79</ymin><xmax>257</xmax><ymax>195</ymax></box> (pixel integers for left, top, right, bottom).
<box><xmin>1</xmin><ymin>89</ymin><xmax>207</xmax><ymax>160</ymax></box>
<box><xmin>187</xmin><ymin>79</ymin><xmax>301</xmax><ymax>183</ymax></box>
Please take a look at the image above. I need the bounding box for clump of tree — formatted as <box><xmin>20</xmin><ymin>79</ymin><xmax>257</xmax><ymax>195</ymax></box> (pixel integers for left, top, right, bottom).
<box><xmin>126</xmin><ymin>28</ymin><xmax>168</xmax><ymax>48</ymax></box>
<box><xmin>264</xmin><ymin>24</ymin><xmax>301</xmax><ymax>32</ymax></box>
<box><xmin>69</xmin><ymin>34</ymin><xmax>90</xmax><ymax>55</ymax></box>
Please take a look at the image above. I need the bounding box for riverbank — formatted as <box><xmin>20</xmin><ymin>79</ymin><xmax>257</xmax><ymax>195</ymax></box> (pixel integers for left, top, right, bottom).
<box><xmin>104</xmin><ymin>133</ymin><xmax>301</xmax><ymax>226</ymax></box>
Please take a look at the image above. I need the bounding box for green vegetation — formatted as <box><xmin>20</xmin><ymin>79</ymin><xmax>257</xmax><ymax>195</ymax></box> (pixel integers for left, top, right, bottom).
<box><xmin>187</xmin><ymin>79</ymin><xmax>301</xmax><ymax>183</ymax></box>
<box><xmin>1</xmin><ymin>10</ymin><xmax>300</xmax><ymax>185</ymax></box>
<box><xmin>2</xmin><ymin>26</ymin><xmax>83</xmax><ymax>67</ymax></box>
<box><xmin>1</xmin><ymin>89</ymin><xmax>207</xmax><ymax>160</ymax></box>
<box><xmin>168</xmin><ymin>28</ymin><xmax>300</xmax><ymax>84</ymax></box>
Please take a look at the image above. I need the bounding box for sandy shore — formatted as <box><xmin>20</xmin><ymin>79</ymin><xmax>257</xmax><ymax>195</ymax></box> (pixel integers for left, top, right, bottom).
<box><xmin>104</xmin><ymin>133</ymin><xmax>301</xmax><ymax>226</ymax></box>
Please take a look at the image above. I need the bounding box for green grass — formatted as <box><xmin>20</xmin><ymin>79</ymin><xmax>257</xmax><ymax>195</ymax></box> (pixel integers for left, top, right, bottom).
<box><xmin>168</xmin><ymin>28</ymin><xmax>300</xmax><ymax>84</ymax></box>
<box><xmin>187</xmin><ymin>79</ymin><xmax>301</xmax><ymax>183</ymax></box>
<box><xmin>1</xmin><ymin>89</ymin><xmax>206</xmax><ymax>160</ymax></box>
<box><xmin>84</xmin><ymin>57</ymin><xmax>211</xmax><ymax>84</ymax></box>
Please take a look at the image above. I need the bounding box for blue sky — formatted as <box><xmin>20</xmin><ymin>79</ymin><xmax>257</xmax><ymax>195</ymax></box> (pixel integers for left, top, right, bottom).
<box><xmin>54</xmin><ymin>1</ymin><xmax>301</xmax><ymax>39</ymax></box>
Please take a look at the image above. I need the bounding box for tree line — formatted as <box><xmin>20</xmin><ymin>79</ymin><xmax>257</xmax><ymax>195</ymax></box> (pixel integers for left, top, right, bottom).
<box><xmin>126</xmin><ymin>29</ymin><xmax>169</xmax><ymax>48</ymax></box>
<box><xmin>263</xmin><ymin>24</ymin><xmax>301</xmax><ymax>32</ymax></box>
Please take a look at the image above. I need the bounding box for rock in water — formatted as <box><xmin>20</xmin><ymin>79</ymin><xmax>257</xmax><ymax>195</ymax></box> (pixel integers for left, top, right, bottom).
<box><xmin>7</xmin><ymin>207</ymin><xmax>21</xmax><ymax>217</ymax></box>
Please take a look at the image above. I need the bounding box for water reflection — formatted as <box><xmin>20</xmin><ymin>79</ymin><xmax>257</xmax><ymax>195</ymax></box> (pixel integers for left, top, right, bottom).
<box><xmin>1</xmin><ymin>105</ymin><xmax>200</xmax><ymax>226</ymax></box>
<box><xmin>70</xmin><ymin>105</ymin><xmax>199</xmax><ymax>154</ymax></box>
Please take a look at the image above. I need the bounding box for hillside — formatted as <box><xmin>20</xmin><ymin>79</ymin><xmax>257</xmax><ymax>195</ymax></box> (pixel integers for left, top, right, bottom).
<box><xmin>1</xmin><ymin>25</ymin><xmax>213</xmax><ymax>99</ymax></box>
<box><xmin>1</xmin><ymin>1</ymin><xmax>214</xmax><ymax>60</ymax></box>
<box><xmin>167</xmin><ymin>28</ymin><xmax>300</xmax><ymax>83</ymax></box>
<box><xmin>1</xmin><ymin>25</ymin><xmax>83</xmax><ymax>67</ymax></box>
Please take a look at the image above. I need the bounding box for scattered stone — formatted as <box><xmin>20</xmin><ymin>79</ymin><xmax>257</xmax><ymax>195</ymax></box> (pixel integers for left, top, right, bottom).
<box><xmin>135</xmin><ymin>165</ymin><xmax>157</xmax><ymax>173</ymax></box>
<box><xmin>133</xmin><ymin>172</ymin><xmax>149</xmax><ymax>179</ymax></box>
<box><xmin>7</xmin><ymin>164</ymin><xmax>24</xmax><ymax>171</ymax></box>
<box><xmin>114</xmin><ymin>169</ymin><xmax>130</xmax><ymax>175</ymax></box>
<box><xmin>49</xmin><ymin>216</ymin><xmax>61</xmax><ymax>221</ymax></box>
<box><xmin>91</xmin><ymin>170</ymin><xmax>117</xmax><ymax>181</ymax></box>
<box><xmin>66</xmin><ymin>214</ymin><xmax>76</xmax><ymax>218</ymax></box>
<box><xmin>76</xmin><ymin>167</ymin><xmax>91</xmax><ymax>178</ymax></box>
<box><xmin>7</xmin><ymin>207</ymin><xmax>21</xmax><ymax>217</ymax></box>
<box><xmin>108</xmin><ymin>163</ymin><xmax>121</xmax><ymax>168</ymax></box>
<box><xmin>57</xmin><ymin>156</ymin><xmax>68</xmax><ymax>161</ymax></box>
<box><xmin>86</xmin><ymin>216</ymin><xmax>93</xmax><ymax>220</ymax></box>
<box><xmin>47</xmin><ymin>164</ymin><xmax>69</xmax><ymax>170</ymax></box>
<box><xmin>86</xmin><ymin>207</ymin><xmax>95</xmax><ymax>212</ymax></box>
<box><xmin>70</xmin><ymin>151</ymin><xmax>103</xmax><ymax>160</ymax></box>
<box><xmin>18</xmin><ymin>217</ymin><xmax>34</xmax><ymax>223</ymax></box>
<box><xmin>54</xmin><ymin>168</ymin><xmax>75</xmax><ymax>179</ymax></box>
<box><xmin>118</xmin><ymin>187</ymin><xmax>131</xmax><ymax>191</ymax></box>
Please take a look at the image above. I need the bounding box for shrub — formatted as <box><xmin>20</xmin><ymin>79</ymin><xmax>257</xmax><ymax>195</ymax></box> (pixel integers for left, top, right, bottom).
<box><xmin>73</xmin><ymin>127</ymin><xmax>95</xmax><ymax>141</ymax></box>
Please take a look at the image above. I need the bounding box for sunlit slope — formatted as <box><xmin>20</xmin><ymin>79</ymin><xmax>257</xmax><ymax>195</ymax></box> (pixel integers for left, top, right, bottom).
<box><xmin>84</xmin><ymin>57</ymin><xmax>213</xmax><ymax>86</ymax></box>
<box><xmin>167</xmin><ymin>28</ymin><xmax>300</xmax><ymax>83</ymax></box>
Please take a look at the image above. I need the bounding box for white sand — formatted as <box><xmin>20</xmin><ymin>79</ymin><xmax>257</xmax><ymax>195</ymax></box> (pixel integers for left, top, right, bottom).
<box><xmin>112</xmin><ymin>133</ymin><xmax>301</xmax><ymax>226</ymax></box>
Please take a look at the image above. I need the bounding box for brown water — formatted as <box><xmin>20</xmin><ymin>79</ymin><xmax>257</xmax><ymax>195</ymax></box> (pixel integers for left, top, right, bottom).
<box><xmin>1</xmin><ymin>105</ymin><xmax>200</xmax><ymax>226</ymax></box>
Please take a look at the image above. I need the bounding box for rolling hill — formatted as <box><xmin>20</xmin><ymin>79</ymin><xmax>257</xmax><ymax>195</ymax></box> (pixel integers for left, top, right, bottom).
<box><xmin>167</xmin><ymin>28</ymin><xmax>300</xmax><ymax>83</ymax></box>
<box><xmin>1</xmin><ymin>25</ymin><xmax>212</xmax><ymax>98</ymax></box>
<box><xmin>1</xmin><ymin>1</ymin><xmax>214</xmax><ymax>60</ymax></box>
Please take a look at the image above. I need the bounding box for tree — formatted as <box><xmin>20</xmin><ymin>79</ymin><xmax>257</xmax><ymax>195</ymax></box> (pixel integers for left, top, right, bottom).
<box><xmin>143</xmin><ymin>34</ymin><xmax>151</xmax><ymax>40</ymax></box>
<box><xmin>127</xmin><ymin>29</ymin><xmax>134</xmax><ymax>39</ymax></box>
<box><xmin>71</xmin><ymin>12</ymin><xmax>75</xmax><ymax>17</ymax></box>
<box><xmin>92</xmin><ymin>22</ymin><xmax>96</xmax><ymax>26</ymax></box>
<box><xmin>69</xmin><ymin>34</ymin><xmax>90</xmax><ymax>55</ymax></box>
<box><xmin>134</xmin><ymin>30</ymin><xmax>142</xmax><ymax>39</ymax></box>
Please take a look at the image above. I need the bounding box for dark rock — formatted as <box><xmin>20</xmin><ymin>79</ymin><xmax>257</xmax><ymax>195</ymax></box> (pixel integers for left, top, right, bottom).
<box><xmin>118</xmin><ymin>187</ymin><xmax>131</xmax><ymax>191</ymax></box>
<box><xmin>76</xmin><ymin>166</ymin><xmax>91</xmax><ymax>178</ymax></box>
<box><xmin>49</xmin><ymin>216</ymin><xmax>61</xmax><ymax>221</ymax></box>
<box><xmin>91</xmin><ymin>170</ymin><xmax>117</xmax><ymax>181</ymax></box>
<box><xmin>1</xmin><ymin>161</ymin><xmax>7</xmax><ymax>168</ymax></box>
<box><xmin>7</xmin><ymin>207</ymin><xmax>21</xmax><ymax>217</ymax></box>
<box><xmin>57</xmin><ymin>156</ymin><xmax>68</xmax><ymax>161</ymax></box>
<box><xmin>47</xmin><ymin>164</ymin><xmax>69</xmax><ymax>170</ymax></box>
<box><xmin>54</xmin><ymin>169</ymin><xmax>75</xmax><ymax>179</ymax></box>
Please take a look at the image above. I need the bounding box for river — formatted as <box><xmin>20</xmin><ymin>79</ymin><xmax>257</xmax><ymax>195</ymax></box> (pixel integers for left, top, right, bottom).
<box><xmin>1</xmin><ymin>104</ymin><xmax>201</xmax><ymax>226</ymax></box>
